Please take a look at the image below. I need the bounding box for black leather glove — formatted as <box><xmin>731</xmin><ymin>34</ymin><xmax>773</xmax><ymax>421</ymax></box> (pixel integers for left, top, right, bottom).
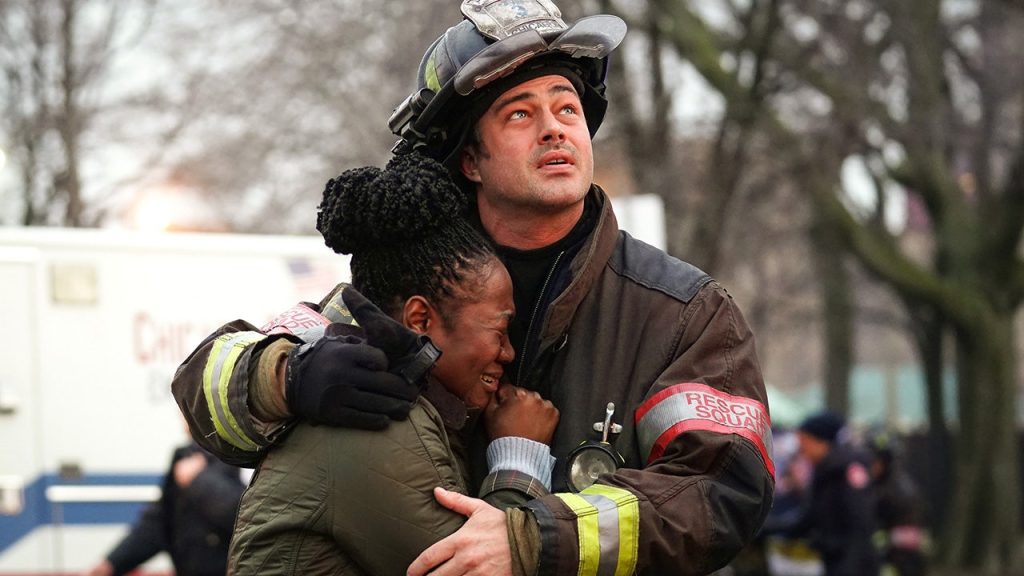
<box><xmin>283</xmin><ymin>287</ymin><xmax>440</xmax><ymax>430</ymax></box>
<box><xmin>341</xmin><ymin>286</ymin><xmax>441</xmax><ymax>386</ymax></box>
<box><xmin>285</xmin><ymin>328</ymin><xmax>419</xmax><ymax>429</ymax></box>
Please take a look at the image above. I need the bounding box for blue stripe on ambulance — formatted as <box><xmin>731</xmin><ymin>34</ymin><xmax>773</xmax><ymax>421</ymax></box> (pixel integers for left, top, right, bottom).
<box><xmin>0</xmin><ymin>473</ymin><xmax>162</xmax><ymax>554</ymax></box>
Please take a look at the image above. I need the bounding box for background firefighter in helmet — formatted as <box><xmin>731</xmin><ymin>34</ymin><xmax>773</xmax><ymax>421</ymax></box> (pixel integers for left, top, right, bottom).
<box><xmin>170</xmin><ymin>1</ymin><xmax>775</xmax><ymax>574</ymax></box>
<box><xmin>868</xmin><ymin>430</ymin><xmax>929</xmax><ymax>576</ymax></box>
<box><xmin>771</xmin><ymin>411</ymin><xmax>881</xmax><ymax>576</ymax></box>
<box><xmin>229</xmin><ymin>153</ymin><xmax>561</xmax><ymax>575</ymax></box>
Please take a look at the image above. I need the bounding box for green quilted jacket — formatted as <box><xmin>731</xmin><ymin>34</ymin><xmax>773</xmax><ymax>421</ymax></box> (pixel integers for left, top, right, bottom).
<box><xmin>228</xmin><ymin>379</ymin><xmax>512</xmax><ymax>575</ymax></box>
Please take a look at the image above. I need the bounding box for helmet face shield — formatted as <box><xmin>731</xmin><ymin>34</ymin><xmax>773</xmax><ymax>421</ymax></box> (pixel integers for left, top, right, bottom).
<box><xmin>548</xmin><ymin>16</ymin><xmax>627</xmax><ymax>59</ymax></box>
<box><xmin>452</xmin><ymin>30</ymin><xmax>549</xmax><ymax>96</ymax></box>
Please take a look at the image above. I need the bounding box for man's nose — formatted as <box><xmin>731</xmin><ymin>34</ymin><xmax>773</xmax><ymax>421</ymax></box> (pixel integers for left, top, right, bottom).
<box><xmin>539</xmin><ymin>110</ymin><xmax>566</xmax><ymax>143</ymax></box>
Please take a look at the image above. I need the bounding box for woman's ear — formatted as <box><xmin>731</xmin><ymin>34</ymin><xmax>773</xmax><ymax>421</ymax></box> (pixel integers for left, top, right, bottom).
<box><xmin>402</xmin><ymin>295</ymin><xmax>433</xmax><ymax>335</ymax></box>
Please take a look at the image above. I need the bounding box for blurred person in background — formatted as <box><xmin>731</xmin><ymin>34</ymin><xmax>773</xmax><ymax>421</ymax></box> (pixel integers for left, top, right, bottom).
<box><xmin>757</xmin><ymin>427</ymin><xmax>822</xmax><ymax>576</ymax></box>
<box><xmin>84</xmin><ymin>437</ymin><xmax>246</xmax><ymax>576</ymax></box>
<box><xmin>868</xmin><ymin>430</ymin><xmax>928</xmax><ymax>576</ymax></box>
<box><xmin>770</xmin><ymin>411</ymin><xmax>880</xmax><ymax>576</ymax></box>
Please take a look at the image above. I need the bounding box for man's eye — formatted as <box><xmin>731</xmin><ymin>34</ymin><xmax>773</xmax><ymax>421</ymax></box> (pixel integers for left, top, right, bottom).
<box><xmin>561</xmin><ymin>105</ymin><xmax>577</xmax><ymax>115</ymax></box>
<box><xmin>509</xmin><ymin>110</ymin><xmax>527</xmax><ymax>120</ymax></box>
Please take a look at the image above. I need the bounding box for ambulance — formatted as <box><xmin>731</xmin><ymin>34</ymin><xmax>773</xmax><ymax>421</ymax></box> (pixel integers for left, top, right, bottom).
<box><xmin>0</xmin><ymin>227</ymin><xmax>349</xmax><ymax>574</ymax></box>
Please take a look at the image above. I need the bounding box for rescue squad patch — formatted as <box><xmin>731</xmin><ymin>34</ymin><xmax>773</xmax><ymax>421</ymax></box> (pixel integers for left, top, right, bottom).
<box><xmin>636</xmin><ymin>382</ymin><xmax>774</xmax><ymax>478</ymax></box>
<box><xmin>261</xmin><ymin>303</ymin><xmax>330</xmax><ymax>340</ymax></box>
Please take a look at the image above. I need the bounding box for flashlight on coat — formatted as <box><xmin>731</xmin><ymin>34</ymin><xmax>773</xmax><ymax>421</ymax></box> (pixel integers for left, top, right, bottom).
<box><xmin>566</xmin><ymin>402</ymin><xmax>626</xmax><ymax>492</ymax></box>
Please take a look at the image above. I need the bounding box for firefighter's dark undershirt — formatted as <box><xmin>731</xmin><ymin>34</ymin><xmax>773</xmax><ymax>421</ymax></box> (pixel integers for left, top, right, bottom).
<box><xmin>496</xmin><ymin>195</ymin><xmax>597</xmax><ymax>383</ymax></box>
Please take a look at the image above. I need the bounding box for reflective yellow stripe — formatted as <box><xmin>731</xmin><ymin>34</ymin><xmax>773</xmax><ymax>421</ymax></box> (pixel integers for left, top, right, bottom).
<box><xmin>581</xmin><ymin>484</ymin><xmax>640</xmax><ymax>576</ymax></box>
<box><xmin>202</xmin><ymin>332</ymin><xmax>264</xmax><ymax>450</ymax></box>
<box><xmin>425</xmin><ymin>51</ymin><xmax>441</xmax><ymax>93</ymax></box>
<box><xmin>556</xmin><ymin>493</ymin><xmax>601</xmax><ymax>576</ymax></box>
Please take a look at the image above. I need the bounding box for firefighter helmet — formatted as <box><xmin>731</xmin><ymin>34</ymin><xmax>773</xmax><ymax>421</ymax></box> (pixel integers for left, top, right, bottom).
<box><xmin>389</xmin><ymin>0</ymin><xmax>626</xmax><ymax>164</ymax></box>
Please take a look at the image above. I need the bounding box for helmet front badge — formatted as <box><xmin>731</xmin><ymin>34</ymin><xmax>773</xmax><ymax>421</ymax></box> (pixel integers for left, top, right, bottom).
<box><xmin>461</xmin><ymin>0</ymin><xmax>567</xmax><ymax>41</ymax></box>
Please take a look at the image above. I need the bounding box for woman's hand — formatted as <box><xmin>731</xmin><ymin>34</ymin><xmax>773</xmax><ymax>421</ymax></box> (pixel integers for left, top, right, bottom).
<box><xmin>483</xmin><ymin>384</ymin><xmax>559</xmax><ymax>444</ymax></box>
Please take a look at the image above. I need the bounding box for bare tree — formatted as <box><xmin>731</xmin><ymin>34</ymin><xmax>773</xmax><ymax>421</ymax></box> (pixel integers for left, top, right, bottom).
<box><xmin>0</xmin><ymin>0</ymin><xmax>156</xmax><ymax>226</ymax></box>
<box><xmin>653</xmin><ymin>0</ymin><xmax>1024</xmax><ymax>570</ymax></box>
<box><xmin>143</xmin><ymin>0</ymin><xmax>457</xmax><ymax>234</ymax></box>
<box><xmin>596</xmin><ymin>0</ymin><xmax>852</xmax><ymax>408</ymax></box>
<box><xmin>582</xmin><ymin>0</ymin><xmax>1024</xmax><ymax>568</ymax></box>
<box><xmin>1</xmin><ymin>0</ymin><xmax>457</xmax><ymax>232</ymax></box>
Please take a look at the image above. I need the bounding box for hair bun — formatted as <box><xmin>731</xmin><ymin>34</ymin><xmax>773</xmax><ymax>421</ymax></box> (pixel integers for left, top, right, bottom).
<box><xmin>318</xmin><ymin>153</ymin><xmax>468</xmax><ymax>255</ymax></box>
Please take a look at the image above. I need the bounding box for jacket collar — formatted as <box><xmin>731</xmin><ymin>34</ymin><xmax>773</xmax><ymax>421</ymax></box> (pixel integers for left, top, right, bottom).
<box><xmin>538</xmin><ymin>185</ymin><xmax>619</xmax><ymax>345</ymax></box>
<box><xmin>421</xmin><ymin>376</ymin><xmax>470</xmax><ymax>431</ymax></box>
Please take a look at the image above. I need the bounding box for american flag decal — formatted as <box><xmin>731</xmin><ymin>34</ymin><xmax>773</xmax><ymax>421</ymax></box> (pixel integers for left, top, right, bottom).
<box><xmin>287</xmin><ymin>257</ymin><xmax>339</xmax><ymax>301</ymax></box>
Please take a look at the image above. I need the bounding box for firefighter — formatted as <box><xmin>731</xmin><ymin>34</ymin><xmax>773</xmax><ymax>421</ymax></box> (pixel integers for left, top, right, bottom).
<box><xmin>171</xmin><ymin>1</ymin><xmax>775</xmax><ymax>574</ymax></box>
<box><xmin>868</xmin><ymin>430</ymin><xmax>929</xmax><ymax>576</ymax></box>
<box><xmin>784</xmin><ymin>411</ymin><xmax>881</xmax><ymax>576</ymax></box>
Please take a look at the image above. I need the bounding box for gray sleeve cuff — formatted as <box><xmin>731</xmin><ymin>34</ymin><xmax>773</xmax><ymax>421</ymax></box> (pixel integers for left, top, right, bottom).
<box><xmin>486</xmin><ymin>437</ymin><xmax>555</xmax><ymax>491</ymax></box>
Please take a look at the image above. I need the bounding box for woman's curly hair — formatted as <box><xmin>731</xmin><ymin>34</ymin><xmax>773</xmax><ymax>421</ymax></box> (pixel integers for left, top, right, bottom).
<box><xmin>316</xmin><ymin>152</ymin><xmax>495</xmax><ymax>316</ymax></box>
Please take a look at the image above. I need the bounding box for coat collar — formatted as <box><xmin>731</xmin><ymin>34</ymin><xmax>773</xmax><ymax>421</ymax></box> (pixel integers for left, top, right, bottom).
<box><xmin>539</xmin><ymin>185</ymin><xmax>619</xmax><ymax>345</ymax></box>
<box><xmin>421</xmin><ymin>376</ymin><xmax>470</xmax><ymax>431</ymax></box>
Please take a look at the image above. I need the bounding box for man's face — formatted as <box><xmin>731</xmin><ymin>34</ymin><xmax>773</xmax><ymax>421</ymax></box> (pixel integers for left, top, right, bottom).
<box><xmin>460</xmin><ymin>74</ymin><xmax>594</xmax><ymax>221</ymax></box>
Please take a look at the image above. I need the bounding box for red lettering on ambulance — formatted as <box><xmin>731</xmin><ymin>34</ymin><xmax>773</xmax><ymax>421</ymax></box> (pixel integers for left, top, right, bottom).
<box><xmin>133</xmin><ymin>312</ymin><xmax>213</xmax><ymax>366</ymax></box>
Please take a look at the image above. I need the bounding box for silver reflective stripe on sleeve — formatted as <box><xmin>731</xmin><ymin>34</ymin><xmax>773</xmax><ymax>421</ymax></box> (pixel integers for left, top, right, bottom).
<box><xmin>635</xmin><ymin>382</ymin><xmax>774</xmax><ymax>478</ymax></box>
<box><xmin>554</xmin><ymin>484</ymin><xmax>639</xmax><ymax>576</ymax></box>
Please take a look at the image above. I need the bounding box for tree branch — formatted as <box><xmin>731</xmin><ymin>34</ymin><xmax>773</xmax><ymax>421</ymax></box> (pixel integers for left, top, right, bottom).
<box><xmin>863</xmin><ymin>152</ymin><xmax>890</xmax><ymax>233</ymax></box>
<box><xmin>993</xmin><ymin>0</ymin><xmax>1024</xmax><ymax>12</ymax></box>
<box><xmin>653</xmin><ymin>0</ymin><xmax>743</xmax><ymax>102</ymax></box>
<box><xmin>1010</xmin><ymin>259</ymin><xmax>1024</xmax><ymax>308</ymax></box>
<box><xmin>748</xmin><ymin>0</ymin><xmax>781</xmax><ymax>101</ymax></box>
<box><xmin>885</xmin><ymin>1</ymin><xmax>967</xmax><ymax>234</ymax></box>
<box><xmin>803</xmin><ymin>157</ymin><xmax>986</xmax><ymax>333</ymax></box>
<box><xmin>945</xmin><ymin>21</ymin><xmax>983</xmax><ymax>84</ymax></box>
<box><xmin>988</xmin><ymin>94</ymin><xmax>1024</xmax><ymax>272</ymax></box>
